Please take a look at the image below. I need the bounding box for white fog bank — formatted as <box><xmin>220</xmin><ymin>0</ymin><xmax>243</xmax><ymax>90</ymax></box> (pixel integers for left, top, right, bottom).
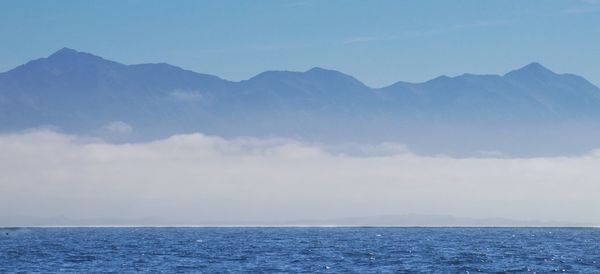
<box><xmin>1</xmin><ymin>130</ymin><xmax>600</xmax><ymax>226</ymax></box>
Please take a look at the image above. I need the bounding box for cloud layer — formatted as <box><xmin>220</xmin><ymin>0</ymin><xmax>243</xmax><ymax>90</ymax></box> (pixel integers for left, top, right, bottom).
<box><xmin>1</xmin><ymin>130</ymin><xmax>599</xmax><ymax>226</ymax></box>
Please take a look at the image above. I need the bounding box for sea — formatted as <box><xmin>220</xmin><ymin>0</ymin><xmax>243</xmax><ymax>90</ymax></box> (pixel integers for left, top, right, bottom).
<box><xmin>1</xmin><ymin>227</ymin><xmax>599</xmax><ymax>273</ymax></box>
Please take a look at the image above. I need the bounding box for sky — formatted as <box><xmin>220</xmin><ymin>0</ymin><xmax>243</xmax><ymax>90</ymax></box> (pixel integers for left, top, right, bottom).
<box><xmin>0</xmin><ymin>0</ymin><xmax>599</xmax><ymax>87</ymax></box>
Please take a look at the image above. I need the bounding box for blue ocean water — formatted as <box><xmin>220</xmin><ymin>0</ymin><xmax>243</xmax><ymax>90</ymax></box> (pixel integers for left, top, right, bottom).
<box><xmin>1</xmin><ymin>227</ymin><xmax>599</xmax><ymax>273</ymax></box>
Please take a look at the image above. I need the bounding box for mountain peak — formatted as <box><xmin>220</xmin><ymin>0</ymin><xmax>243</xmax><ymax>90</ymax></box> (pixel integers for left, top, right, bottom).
<box><xmin>504</xmin><ymin>62</ymin><xmax>555</xmax><ymax>78</ymax></box>
<box><xmin>304</xmin><ymin>67</ymin><xmax>354</xmax><ymax>77</ymax></box>
<box><xmin>39</xmin><ymin>47</ymin><xmax>124</xmax><ymax>70</ymax></box>
<box><xmin>305</xmin><ymin>67</ymin><xmax>330</xmax><ymax>73</ymax></box>
<box><xmin>520</xmin><ymin>62</ymin><xmax>551</xmax><ymax>72</ymax></box>
<box><xmin>46</xmin><ymin>47</ymin><xmax>113</xmax><ymax>64</ymax></box>
<box><xmin>49</xmin><ymin>47</ymin><xmax>82</xmax><ymax>58</ymax></box>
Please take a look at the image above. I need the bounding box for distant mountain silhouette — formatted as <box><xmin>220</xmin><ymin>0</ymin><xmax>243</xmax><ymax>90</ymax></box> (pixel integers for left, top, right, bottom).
<box><xmin>2</xmin><ymin>48</ymin><xmax>600</xmax><ymax>155</ymax></box>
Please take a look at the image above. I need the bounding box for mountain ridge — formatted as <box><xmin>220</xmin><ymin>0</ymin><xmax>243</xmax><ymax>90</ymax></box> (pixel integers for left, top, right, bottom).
<box><xmin>3</xmin><ymin>48</ymin><xmax>588</xmax><ymax>89</ymax></box>
<box><xmin>2</xmin><ymin>48</ymin><xmax>600</xmax><ymax>156</ymax></box>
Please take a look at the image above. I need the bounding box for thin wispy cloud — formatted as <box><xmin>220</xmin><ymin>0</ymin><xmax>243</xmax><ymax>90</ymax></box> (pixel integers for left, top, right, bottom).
<box><xmin>170</xmin><ymin>90</ymin><xmax>204</xmax><ymax>102</ymax></box>
<box><xmin>581</xmin><ymin>0</ymin><xmax>600</xmax><ymax>4</ymax></box>
<box><xmin>343</xmin><ymin>20</ymin><xmax>512</xmax><ymax>45</ymax></box>
<box><xmin>174</xmin><ymin>42</ymin><xmax>315</xmax><ymax>56</ymax></box>
<box><xmin>563</xmin><ymin>6</ymin><xmax>600</xmax><ymax>14</ymax></box>
<box><xmin>281</xmin><ymin>0</ymin><xmax>314</xmax><ymax>8</ymax></box>
<box><xmin>101</xmin><ymin>121</ymin><xmax>133</xmax><ymax>134</ymax></box>
<box><xmin>562</xmin><ymin>0</ymin><xmax>600</xmax><ymax>14</ymax></box>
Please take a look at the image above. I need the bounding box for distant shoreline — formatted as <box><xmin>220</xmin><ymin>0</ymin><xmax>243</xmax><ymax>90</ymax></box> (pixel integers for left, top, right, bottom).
<box><xmin>2</xmin><ymin>225</ymin><xmax>599</xmax><ymax>229</ymax></box>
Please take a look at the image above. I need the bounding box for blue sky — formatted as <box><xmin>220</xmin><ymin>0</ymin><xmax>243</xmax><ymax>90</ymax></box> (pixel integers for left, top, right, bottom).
<box><xmin>1</xmin><ymin>0</ymin><xmax>599</xmax><ymax>87</ymax></box>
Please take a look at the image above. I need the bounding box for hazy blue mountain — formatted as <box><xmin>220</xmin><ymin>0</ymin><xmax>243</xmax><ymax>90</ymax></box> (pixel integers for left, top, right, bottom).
<box><xmin>2</xmin><ymin>48</ymin><xmax>600</xmax><ymax>155</ymax></box>
<box><xmin>0</xmin><ymin>48</ymin><xmax>233</xmax><ymax>133</ymax></box>
<box><xmin>379</xmin><ymin>62</ymin><xmax>600</xmax><ymax>123</ymax></box>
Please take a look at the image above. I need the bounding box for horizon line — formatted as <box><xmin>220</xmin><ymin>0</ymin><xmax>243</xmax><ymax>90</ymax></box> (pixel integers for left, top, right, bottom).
<box><xmin>3</xmin><ymin>225</ymin><xmax>600</xmax><ymax>228</ymax></box>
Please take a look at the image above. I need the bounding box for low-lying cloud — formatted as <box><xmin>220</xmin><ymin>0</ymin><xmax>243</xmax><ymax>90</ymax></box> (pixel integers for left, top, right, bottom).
<box><xmin>1</xmin><ymin>130</ymin><xmax>599</xmax><ymax>226</ymax></box>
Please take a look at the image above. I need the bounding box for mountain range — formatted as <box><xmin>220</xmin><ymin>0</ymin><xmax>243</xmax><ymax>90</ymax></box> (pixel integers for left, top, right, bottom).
<box><xmin>2</xmin><ymin>48</ymin><xmax>600</xmax><ymax>156</ymax></box>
